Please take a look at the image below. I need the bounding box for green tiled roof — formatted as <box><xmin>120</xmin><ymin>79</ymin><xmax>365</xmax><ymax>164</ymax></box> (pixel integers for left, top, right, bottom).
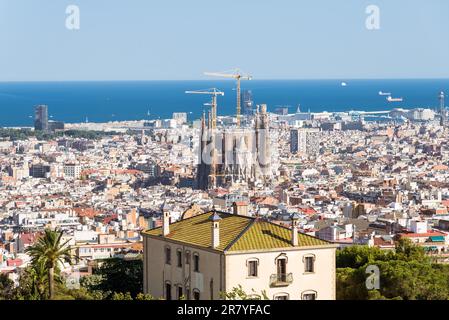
<box><xmin>143</xmin><ymin>211</ymin><xmax>330</xmax><ymax>252</ymax></box>
<box><xmin>228</xmin><ymin>220</ymin><xmax>329</xmax><ymax>251</ymax></box>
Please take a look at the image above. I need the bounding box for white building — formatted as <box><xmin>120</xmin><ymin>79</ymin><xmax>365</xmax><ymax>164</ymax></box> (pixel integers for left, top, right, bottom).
<box><xmin>63</xmin><ymin>163</ymin><xmax>82</xmax><ymax>179</ymax></box>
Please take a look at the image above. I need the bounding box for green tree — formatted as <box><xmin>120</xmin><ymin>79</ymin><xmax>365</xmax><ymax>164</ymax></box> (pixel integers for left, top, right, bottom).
<box><xmin>394</xmin><ymin>238</ymin><xmax>427</xmax><ymax>262</ymax></box>
<box><xmin>220</xmin><ymin>285</ymin><xmax>269</xmax><ymax>300</ymax></box>
<box><xmin>336</xmin><ymin>267</ymin><xmax>368</xmax><ymax>300</ymax></box>
<box><xmin>336</xmin><ymin>241</ymin><xmax>449</xmax><ymax>300</ymax></box>
<box><xmin>336</xmin><ymin>245</ymin><xmax>394</xmax><ymax>268</ymax></box>
<box><xmin>86</xmin><ymin>257</ymin><xmax>143</xmax><ymax>298</ymax></box>
<box><xmin>0</xmin><ymin>273</ymin><xmax>14</xmax><ymax>300</ymax></box>
<box><xmin>111</xmin><ymin>292</ymin><xmax>133</xmax><ymax>300</ymax></box>
<box><xmin>25</xmin><ymin>229</ymin><xmax>72</xmax><ymax>299</ymax></box>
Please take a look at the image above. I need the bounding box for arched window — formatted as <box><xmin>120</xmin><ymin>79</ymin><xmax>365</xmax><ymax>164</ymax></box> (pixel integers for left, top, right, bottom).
<box><xmin>164</xmin><ymin>246</ymin><xmax>171</xmax><ymax>265</ymax></box>
<box><xmin>302</xmin><ymin>254</ymin><xmax>316</xmax><ymax>273</ymax></box>
<box><xmin>175</xmin><ymin>284</ymin><xmax>183</xmax><ymax>300</ymax></box>
<box><xmin>193</xmin><ymin>289</ymin><xmax>200</xmax><ymax>300</ymax></box>
<box><xmin>176</xmin><ymin>249</ymin><xmax>183</xmax><ymax>268</ymax></box>
<box><xmin>301</xmin><ymin>290</ymin><xmax>317</xmax><ymax>300</ymax></box>
<box><xmin>165</xmin><ymin>281</ymin><xmax>172</xmax><ymax>300</ymax></box>
<box><xmin>275</xmin><ymin>254</ymin><xmax>288</xmax><ymax>282</ymax></box>
<box><xmin>193</xmin><ymin>252</ymin><xmax>200</xmax><ymax>272</ymax></box>
<box><xmin>210</xmin><ymin>278</ymin><xmax>214</xmax><ymax>300</ymax></box>
<box><xmin>246</xmin><ymin>258</ymin><xmax>259</xmax><ymax>278</ymax></box>
<box><xmin>274</xmin><ymin>292</ymin><xmax>289</xmax><ymax>300</ymax></box>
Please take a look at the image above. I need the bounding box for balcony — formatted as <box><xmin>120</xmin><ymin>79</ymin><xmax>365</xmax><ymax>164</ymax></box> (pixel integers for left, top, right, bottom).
<box><xmin>269</xmin><ymin>273</ymin><xmax>293</xmax><ymax>287</ymax></box>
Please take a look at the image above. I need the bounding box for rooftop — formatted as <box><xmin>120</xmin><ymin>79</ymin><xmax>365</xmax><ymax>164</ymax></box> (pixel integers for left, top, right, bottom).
<box><xmin>143</xmin><ymin>211</ymin><xmax>331</xmax><ymax>252</ymax></box>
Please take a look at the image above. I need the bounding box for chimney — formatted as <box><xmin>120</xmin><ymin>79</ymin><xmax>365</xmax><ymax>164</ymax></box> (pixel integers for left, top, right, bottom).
<box><xmin>291</xmin><ymin>213</ymin><xmax>300</xmax><ymax>246</ymax></box>
<box><xmin>210</xmin><ymin>212</ymin><xmax>222</xmax><ymax>249</ymax></box>
<box><xmin>163</xmin><ymin>210</ymin><xmax>170</xmax><ymax>236</ymax></box>
<box><xmin>233</xmin><ymin>201</ymin><xmax>249</xmax><ymax>216</ymax></box>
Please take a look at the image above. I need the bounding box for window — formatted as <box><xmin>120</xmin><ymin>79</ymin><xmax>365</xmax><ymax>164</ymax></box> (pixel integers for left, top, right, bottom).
<box><xmin>185</xmin><ymin>251</ymin><xmax>191</xmax><ymax>265</ymax></box>
<box><xmin>165</xmin><ymin>247</ymin><xmax>171</xmax><ymax>265</ymax></box>
<box><xmin>274</xmin><ymin>294</ymin><xmax>289</xmax><ymax>300</ymax></box>
<box><xmin>193</xmin><ymin>289</ymin><xmax>200</xmax><ymax>300</ymax></box>
<box><xmin>165</xmin><ymin>282</ymin><xmax>172</xmax><ymax>300</ymax></box>
<box><xmin>247</xmin><ymin>259</ymin><xmax>259</xmax><ymax>277</ymax></box>
<box><xmin>193</xmin><ymin>253</ymin><xmax>200</xmax><ymax>272</ymax></box>
<box><xmin>304</xmin><ymin>255</ymin><xmax>315</xmax><ymax>273</ymax></box>
<box><xmin>210</xmin><ymin>279</ymin><xmax>214</xmax><ymax>300</ymax></box>
<box><xmin>177</xmin><ymin>250</ymin><xmax>182</xmax><ymax>268</ymax></box>
<box><xmin>302</xmin><ymin>291</ymin><xmax>317</xmax><ymax>300</ymax></box>
<box><xmin>177</xmin><ymin>286</ymin><xmax>183</xmax><ymax>300</ymax></box>
<box><xmin>276</xmin><ymin>257</ymin><xmax>287</xmax><ymax>282</ymax></box>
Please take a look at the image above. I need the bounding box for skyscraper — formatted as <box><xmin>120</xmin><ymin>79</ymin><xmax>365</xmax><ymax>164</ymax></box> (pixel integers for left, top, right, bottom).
<box><xmin>290</xmin><ymin>128</ymin><xmax>320</xmax><ymax>156</ymax></box>
<box><xmin>34</xmin><ymin>105</ymin><xmax>49</xmax><ymax>132</ymax></box>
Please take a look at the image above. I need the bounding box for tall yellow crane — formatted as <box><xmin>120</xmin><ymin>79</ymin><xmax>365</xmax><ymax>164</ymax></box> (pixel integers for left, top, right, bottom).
<box><xmin>185</xmin><ymin>88</ymin><xmax>224</xmax><ymax>129</ymax></box>
<box><xmin>204</xmin><ymin>69</ymin><xmax>252</xmax><ymax>127</ymax></box>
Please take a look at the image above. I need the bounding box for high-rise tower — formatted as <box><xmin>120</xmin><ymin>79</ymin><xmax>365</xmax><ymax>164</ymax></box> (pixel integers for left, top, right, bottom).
<box><xmin>34</xmin><ymin>105</ymin><xmax>49</xmax><ymax>132</ymax></box>
<box><xmin>440</xmin><ymin>91</ymin><xmax>446</xmax><ymax>126</ymax></box>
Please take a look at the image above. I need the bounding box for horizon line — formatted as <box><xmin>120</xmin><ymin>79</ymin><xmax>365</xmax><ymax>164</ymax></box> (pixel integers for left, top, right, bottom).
<box><xmin>1</xmin><ymin>77</ymin><xmax>449</xmax><ymax>83</ymax></box>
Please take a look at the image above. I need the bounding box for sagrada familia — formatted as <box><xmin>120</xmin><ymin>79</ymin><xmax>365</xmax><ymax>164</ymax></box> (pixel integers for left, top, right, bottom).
<box><xmin>197</xmin><ymin>104</ymin><xmax>272</xmax><ymax>190</ymax></box>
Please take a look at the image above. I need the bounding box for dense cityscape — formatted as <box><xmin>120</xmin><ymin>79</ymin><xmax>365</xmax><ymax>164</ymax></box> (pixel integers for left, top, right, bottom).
<box><xmin>1</xmin><ymin>86</ymin><xmax>449</xmax><ymax>300</ymax></box>
<box><xmin>1</xmin><ymin>0</ymin><xmax>449</xmax><ymax>307</ymax></box>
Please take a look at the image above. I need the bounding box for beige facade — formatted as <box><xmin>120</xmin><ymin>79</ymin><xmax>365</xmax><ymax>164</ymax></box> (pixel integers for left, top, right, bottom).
<box><xmin>142</xmin><ymin>211</ymin><xmax>337</xmax><ymax>300</ymax></box>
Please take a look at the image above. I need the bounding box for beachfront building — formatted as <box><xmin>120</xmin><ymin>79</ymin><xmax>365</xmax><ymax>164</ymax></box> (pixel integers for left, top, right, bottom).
<box><xmin>142</xmin><ymin>210</ymin><xmax>337</xmax><ymax>300</ymax></box>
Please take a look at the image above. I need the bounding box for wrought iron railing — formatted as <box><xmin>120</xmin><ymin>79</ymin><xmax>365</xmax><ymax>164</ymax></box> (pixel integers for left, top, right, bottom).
<box><xmin>269</xmin><ymin>273</ymin><xmax>293</xmax><ymax>287</ymax></box>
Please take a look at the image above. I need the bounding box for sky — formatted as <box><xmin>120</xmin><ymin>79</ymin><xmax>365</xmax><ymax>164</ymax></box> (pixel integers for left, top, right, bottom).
<box><xmin>0</xmin><ymin>0</ymin><xmax>448</xmax><ymax>81</ymax></box>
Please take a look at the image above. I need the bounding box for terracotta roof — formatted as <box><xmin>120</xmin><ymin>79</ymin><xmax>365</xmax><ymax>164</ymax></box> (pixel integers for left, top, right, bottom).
<box><xmin>143</xmin><ymin>211</ymin><xmax>331</xmax><ymax>252</ymax></box>
<box><xmin>400</xmin><ymin>231</ymin><xmax>447</xmax><ymax>238</ymax></box>
<box><xmin>373</xmin><ymin>237</ymin><xmax>395</xmax><ymax>247</ymax></box>
<box><xmin>432</xmin><ymin>164</ymin><xmax>449</xmax><ymax>171</ymax></box>
<box><xmin>74</xmin><ymin>207</ymin><xmax>103</xmax><ymax>218</ymax></box>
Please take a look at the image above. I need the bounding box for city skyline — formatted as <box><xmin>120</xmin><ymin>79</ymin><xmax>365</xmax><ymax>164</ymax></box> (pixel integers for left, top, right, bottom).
<box><xmin>3</xmin><ymin>0</ymin><xmax>449</xmax><ymax>306</ymax></box>
<box><xmin>1</xmin><ymin>0</ymin><xmax>449</xmax><ymax>81</ymax></box>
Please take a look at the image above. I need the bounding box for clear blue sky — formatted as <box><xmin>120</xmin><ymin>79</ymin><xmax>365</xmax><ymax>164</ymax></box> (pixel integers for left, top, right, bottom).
<box><xmin>0</xmin><ymin>0</ymin><xmax>448</xmax><ymax>81</ymax></box>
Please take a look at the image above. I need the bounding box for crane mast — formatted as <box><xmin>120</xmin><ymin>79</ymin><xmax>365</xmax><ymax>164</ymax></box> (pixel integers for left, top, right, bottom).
<box><xmin>185</xmin><ymin>88</ymin><xmax>224</xmax><ymax>129</ymax></box>
<box><xmin>204</xmin><ymin>69</ymin><xmax>252</xmax><ymax>127</ymax></box>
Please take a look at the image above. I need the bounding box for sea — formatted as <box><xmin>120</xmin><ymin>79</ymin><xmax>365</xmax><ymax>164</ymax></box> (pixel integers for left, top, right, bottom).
<box><xmin>0</xmin><ymin>79</ymin><xmax>448</xmax><ymax>127</ymax></box>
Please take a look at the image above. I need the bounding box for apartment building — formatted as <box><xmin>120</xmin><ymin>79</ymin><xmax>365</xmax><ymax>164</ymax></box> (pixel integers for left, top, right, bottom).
<box><xmin>142</xmin><ymin>211</ymin><xmax>337</xmax><ymax>300</ymax></box>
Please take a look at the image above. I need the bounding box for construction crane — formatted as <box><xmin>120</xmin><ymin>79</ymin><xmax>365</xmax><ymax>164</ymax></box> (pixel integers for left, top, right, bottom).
<box><xmin>204</xmin><ymin>69</ymin><xmax>252</xmax><ymax>127</ymax></box>
<box><xmin>185</xmin><ymin>88</ymin><xmax>224</xmax><ymax>129</ymax></box>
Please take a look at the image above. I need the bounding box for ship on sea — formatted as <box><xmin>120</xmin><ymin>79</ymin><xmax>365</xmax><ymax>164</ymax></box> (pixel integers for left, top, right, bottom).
<box><xmin>379</xmin><ymin>91</ymin><xmax>391</xmax><ymax>96</ymax></box>
<box><xmin>386</xmin><ymin>96</ymin><xmax>404</xmax><ymax>102</ymax></box>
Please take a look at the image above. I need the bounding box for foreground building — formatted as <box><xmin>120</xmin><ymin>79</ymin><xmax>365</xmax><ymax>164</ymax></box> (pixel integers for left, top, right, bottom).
<box><xmin>142</xmin><ymin>211</ymin><xmax>337</xmax><ymax>300</ymax></box>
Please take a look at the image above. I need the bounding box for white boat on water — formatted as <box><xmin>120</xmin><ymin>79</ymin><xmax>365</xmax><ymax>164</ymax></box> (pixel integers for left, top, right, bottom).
<box><xmin>387</xmin><ymin>96</ymin><xmax>403</xmax><ymax>102</ymax></box>
<box><xmin>379</xmin><ymin>91</ymin><xmax>391</xmax><ymax>96</ymax></box>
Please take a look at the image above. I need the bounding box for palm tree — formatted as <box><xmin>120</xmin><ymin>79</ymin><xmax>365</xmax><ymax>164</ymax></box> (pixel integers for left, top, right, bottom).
<box><xmin>26</xmin><ymin>229</ymin><xmax>72</xmax><ymax>299</ymax></box>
